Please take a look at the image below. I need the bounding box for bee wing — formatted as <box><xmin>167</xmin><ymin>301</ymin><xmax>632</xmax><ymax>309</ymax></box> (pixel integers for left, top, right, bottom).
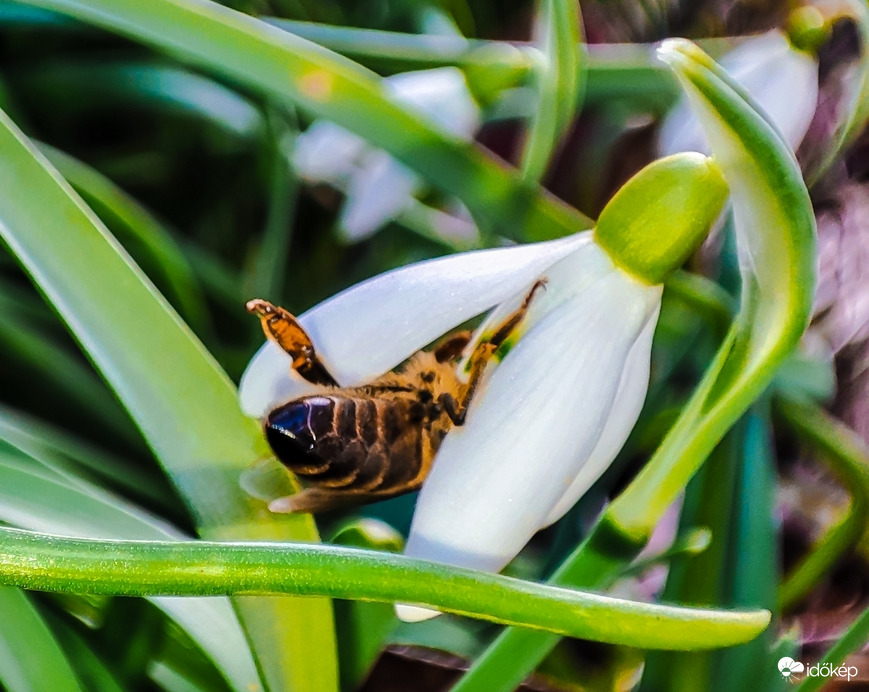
<box><xmin>268</xmin><ymin>488</ymin><xmax>389</xmax><ymax>514</ymax></box>
<box><xmin>240</xmin><ymin>457</ymin><xmax>298</xmax><ymax>503</ymax></box>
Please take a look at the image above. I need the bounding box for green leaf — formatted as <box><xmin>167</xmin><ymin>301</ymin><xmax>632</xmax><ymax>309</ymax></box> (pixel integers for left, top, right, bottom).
<box><xmin>0</xmin><ymin>587</ymin><xmax>83</xmax><ymax>692</ymax></box>
<box><xmin>0</xmin><ymin>404</ymin><xmax>171</xmax><ymax>512</ymax></box>
<box><xmin>714</xmin><ymin>406</ymin><xmax>778</xmax><ymax>692</ymax></box>
<box><xmin>37</xmin><ymin>143</ymin><xmax>210</xmax><ymax>334</ymax></box>
<box><xmin>519</xmin><ymin>0</ymin><xmax>584</xmax><ymax>181</ymax></box>
<box><xmin>48</xmin><ymin>616</ymin><xmax>127</xmax><ymax>692</ymax></box>
<box><xmin>0</xmin><ymin>302</ymin><xmax>140</xmax><ymax>446</ymax></box>
<box><xmin>21</xmin><ymin>61</ymin><xmax>264</xmax><ymax>140</ymax></box>
<box><xmin>0</xmin><ymin>101</ymin><xmax>336</xmax><ymax>690</ymax></box>
<box><xmin>0</xmin><ymin>452</ymin><xmax>259</xmax><ymax>692</ymax></box>
<box><xmin>24</xmin><ymin>0</ymin><xmax>592</xmax><ymax>241</ymax></box>
<box><xmin>0</xmin><ymin>526</ymin><xmax>771</xmax><ymax>650</ymax></box>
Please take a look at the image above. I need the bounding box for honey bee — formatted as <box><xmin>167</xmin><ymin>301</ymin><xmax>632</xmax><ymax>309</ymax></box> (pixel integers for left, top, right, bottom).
<box><xmin>246</xmin><ymin>280</ymin><xmax>545</xmax><ymax>514</ymax></box>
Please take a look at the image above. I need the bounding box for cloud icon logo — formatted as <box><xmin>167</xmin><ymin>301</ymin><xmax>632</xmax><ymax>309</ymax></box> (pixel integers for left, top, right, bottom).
<box><xmin>778</xmin><ymin>657</ymin><xmax>805</xmax><ymax>678</ymax></box>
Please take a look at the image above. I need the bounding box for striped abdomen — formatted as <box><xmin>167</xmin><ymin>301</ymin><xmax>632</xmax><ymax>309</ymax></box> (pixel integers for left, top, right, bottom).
<box><xmin>264</xmin><ymin>394</ymin><xmax>432</xmax><ymax>493</ymax></box>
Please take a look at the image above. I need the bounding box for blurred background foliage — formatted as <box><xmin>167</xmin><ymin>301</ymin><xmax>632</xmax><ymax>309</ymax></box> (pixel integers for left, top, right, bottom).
<box><xmin>1</xmin><ymin>0</ymin><xmax>869</xmax><ymax>690</ymax></box>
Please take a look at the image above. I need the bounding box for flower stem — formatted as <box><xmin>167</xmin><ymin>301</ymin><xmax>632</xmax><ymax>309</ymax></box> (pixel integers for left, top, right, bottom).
<box><xmin>0</xmin><ymin>527</ymin><xmax>770</xmax><ymax>651</ymax></box>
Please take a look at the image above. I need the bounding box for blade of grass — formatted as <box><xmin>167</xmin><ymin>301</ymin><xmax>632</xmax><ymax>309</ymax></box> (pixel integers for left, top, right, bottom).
<box><xmin>38</xmin><ymin>142</ymin><xmax>210</xmax><ymax>335</ymax></box>
<box><xmin>25</xmin><ymin>0</ymin><xmax>593</xmax><ymax>241</ymax></box>
<box><xmin>640</xmin><ymin>420</ymin><xmax>743</xmax><ymax>692</ymax></box>
<box><xmin>0</xmin><ymin>403</ymin><xmax>172</xmax><ymax>513</ymax></box>
<box><xmin>0</xmin><ymin>103</ymin><xmax>336</xmax><ymax>690</ymax></box>
<box><xmin>265</xmin><ymin>19</ymin><xmax>676</xmax><ymax>107</ymax></box>
<box><xmin>21</xmin><ymin>61</ymin><xmax>264</xmax><ymax>140</ymax></box>
<box><xmin>0</xmin><ymin>586</ymin><xmax>83</xmax><ymax>692</ymax></box>
<box><xmin>0</xmin><ymin>304</ymin><xmax>140</xmax><ymax>446</ymax></box>
<box><xmin>519</xmin><ymin>0</ymin><xmax>584</xmax><ymax>181</ymax></box>
<box><xmin>0</xmin><ymin>453</ymin><xmax>259</xmax><ymax>692</ymax></box>
<box><xmin>245</xmin><ymin>109</ymin><xmax>297</xmax><ymax>300</ymax></box>
<box><xmin>714</xmin><ymin>405</ymin><xmax>778</xmax><ymax>692</ymax></box>
<box><xmin>47</xmin><ymin>615</ymin><xmax>127</xmax><ymax>692</ymax></box>
<box><xmin>0</xmin><ymin>526</ymin><xmax>771</xmax><ymax>650</ymax></box>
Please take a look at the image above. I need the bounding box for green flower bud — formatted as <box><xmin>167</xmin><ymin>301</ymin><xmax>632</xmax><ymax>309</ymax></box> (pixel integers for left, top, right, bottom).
<box><xmin>786</xmin><ymin>6</ymin><xmax>830</xmax><ymax>56</ymax></box>
<box><xmin>594</xmin><ymin>153</ymin><xmax>729</xmax><ymax>285</ymax></box>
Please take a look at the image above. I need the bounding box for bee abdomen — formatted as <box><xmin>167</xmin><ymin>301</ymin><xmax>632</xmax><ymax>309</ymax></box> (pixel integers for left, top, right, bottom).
<box><xmin>264</xmin><ymin>395</ymin><xmax>424</xmax><ymax>493</ymax></box>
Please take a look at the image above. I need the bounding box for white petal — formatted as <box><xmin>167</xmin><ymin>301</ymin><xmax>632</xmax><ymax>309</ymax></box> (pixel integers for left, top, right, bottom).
<box><xmin>239</xmin><ymin>233</ymin><xmax>591</xmax><ymax>417</ymax></box>
<box><xmin>387</xmin><ymin>67</ymin><xmax>480</xmax><ymax>137</ymax></box>
<box><xmin>542</xmin><ymin>300</ymin><xmax>660</xmax><ymax>525</ymax></box>
<box><xmin>293</xmin><ymin>121</ymin><xmax>366</xmax><ymax>185</ymax></box>
<box><xmin>403</xmin><ymin>245</ymin><xmax>661</xmax><ymax>574</ymax></box>
<box><xmin>338</xmin><ymin>150</ymin><xmax>419</xmax><ymax>240</ymax></box>
<box><xmin>658</xmin><ymin>30</ymin><xmax>818</xmax><ymax>155</ymax></box>
<box><xmin>394</xmin><ymin>604</ymin><xmax>441</xmax><ymax>622</ymax></box>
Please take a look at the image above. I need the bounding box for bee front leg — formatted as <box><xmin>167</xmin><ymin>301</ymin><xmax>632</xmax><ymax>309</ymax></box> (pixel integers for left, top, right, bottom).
<box><xmin>246</xmin><ymin>299</ymin><xmax>338</xmax><ymax>386</ymax></box>
<box><xmin>441</xmin><ymin>279</ymin><xmax>546</xmax><ymax>425</ymax></box>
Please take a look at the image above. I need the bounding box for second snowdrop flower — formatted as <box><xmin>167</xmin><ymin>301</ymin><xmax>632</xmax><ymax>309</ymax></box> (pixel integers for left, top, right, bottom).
<box><xmin>658</xmin><ymin>29</ymin><xmax>818</xmax><ymax>156</ymax></box>
<box><xmin>293</xmin><ymin>67</ymin><xmax>481</xmax><ymax>241</ymax></box>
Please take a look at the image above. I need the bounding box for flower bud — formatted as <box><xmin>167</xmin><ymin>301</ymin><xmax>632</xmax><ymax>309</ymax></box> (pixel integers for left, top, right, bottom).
<box><xmin>594</xmin><ymin>153</ymin><xmax>729</xmax><ymax>284</ymax></box>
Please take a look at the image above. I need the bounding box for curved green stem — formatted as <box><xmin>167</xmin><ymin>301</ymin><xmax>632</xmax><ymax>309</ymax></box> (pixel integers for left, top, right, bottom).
<box><xmin>263</xmin><ymin>18</ymin><xmax>525</xmax><ymax>72</ymax></box>
<box><xmin>518</xmin><ymin>0</ymin><xmax>584</xmax><ymax>181</ymax></box>
<box><xmin>775</xmin><ymin>397</ymin><xmax>869</xmax><ymax>610</ymax></box>
<box><xmin>27</xmin><ymin>0</ymin><xmax>592</xmax><ymax>241</ymax></box>
<box><xmin>264</xmin><ymin>19</ymin><xmax>677</xmax><ymax>106</ymax></box>
<box><xmin>0</xmin><ymin>527</ymin><xmax>769</xmax><ymax>650</ymax></box>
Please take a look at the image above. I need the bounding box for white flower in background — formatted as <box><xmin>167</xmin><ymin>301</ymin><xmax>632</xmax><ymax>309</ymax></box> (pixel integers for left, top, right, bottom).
<box><xmin>293</xmin><ymin>67</ymin><xmax>481</xmax><ymax>242</ymax></box>
<box><xmin>240</xmin><ymin>154</ymin><xmax>729</xmax><ymax>622</ymax></box>
<box><xmin>658</xmin><ymin>30</ymin><xmax>818</xmax><ymax>155</ymax></box>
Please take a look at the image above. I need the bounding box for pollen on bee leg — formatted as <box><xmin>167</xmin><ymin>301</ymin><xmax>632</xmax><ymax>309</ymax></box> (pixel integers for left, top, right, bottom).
<box><xmin>395</xmin><ymin>603</ymin><xmax>441</xmax><ymax>623</ymax></box>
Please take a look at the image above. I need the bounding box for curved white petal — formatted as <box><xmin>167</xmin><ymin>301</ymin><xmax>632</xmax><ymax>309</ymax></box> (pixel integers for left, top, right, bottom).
<box><xmin>339</xmin><ymin>150</ymin><xmax>419</xmax><ymax>240</ymax></box>
<box><xmin>658</xmin><ymin>30</ymin><xmax>818</xmax><ymax>156</ymax></box>
<box><xmin>293</xmin><ymin>121</ymin><xmax>366</xmax><ymax>185</ymax></box>
<box><xmin>403</xmin><ymin>245</ymin><xmax>661</xmax><ymax>575</ymax></box>
<box><xmin>387</xmin><ymin>67</ymin><xmax>480</xmax><ymax>137</ymax></box>
<box><xmin>239</xmin><ymin>232</ymin><xmax>591</xmax><ymax>417</ymax></box>
<box><xmin>542</xmin><ymin>301</ymin><xmax>660</xmax><ymax>525</ymax></box>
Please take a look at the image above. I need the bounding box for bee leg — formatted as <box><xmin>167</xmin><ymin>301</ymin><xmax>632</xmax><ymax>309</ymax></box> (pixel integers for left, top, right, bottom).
<box><xmin>246</xmin><ymin>299</ymin><xmax>338</xmax><ymax>386</ymax></box>
<box><xmin>441</xmin><ymin>279</ymin><xmax>546</xmax><ymax>426</ymax></box>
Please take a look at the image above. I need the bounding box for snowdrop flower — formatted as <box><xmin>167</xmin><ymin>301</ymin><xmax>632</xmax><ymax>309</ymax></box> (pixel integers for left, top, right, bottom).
<box><xmin>240</xmin><ymin>154</ymin><xmax>728</xmax><ymax>620</ymax></box>
<box><xmin>293</xmin><ymin>67</ymin><xmax>481</xmax><ymax>241</ymax></box>
<box><xmin>658</xmin><ymin>30</ymin><xmax>818</xmax><ymax>156</ymax></box>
